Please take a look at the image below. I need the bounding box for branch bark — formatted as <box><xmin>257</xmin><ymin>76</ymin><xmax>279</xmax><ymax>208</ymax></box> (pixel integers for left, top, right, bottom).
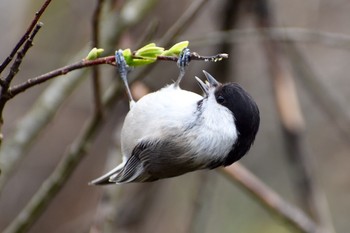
<box><xmin>0</xmin><ymin>23</ymin><xmax>43</xmax><ymax>126</ymax></box>
<box><xmin>0</xmin><ymin>0</ymin><xmax>52</xmax><ymax>74</ymax></box>
<box><xmin>7</xmin><ymin>52</ymin><xmax>228</xmax><ymax>99</ymax></box>
<box><xmin>220</xmin><ymin>164</ymin><xmax>324</xmax><ymax>233</ymax></box>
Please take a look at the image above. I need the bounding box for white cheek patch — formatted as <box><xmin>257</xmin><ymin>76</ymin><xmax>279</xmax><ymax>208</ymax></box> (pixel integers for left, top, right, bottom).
<box><xmin>191</xmin><ymin>94</ymin><xmax>238</xmax><ymax>162</ymax></box>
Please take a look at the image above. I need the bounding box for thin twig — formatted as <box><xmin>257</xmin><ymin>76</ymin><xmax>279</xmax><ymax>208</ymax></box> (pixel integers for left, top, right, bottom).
<box><xmin>219</xmin><ymin>164</ymin><xmax>323</xmax><ymax>233</ymax></box>
<box><xmin>7</xmin><ymin>53</ymin><xmax>228</xmax><ymax>99</ymax></box>
<box><xmin>0</xmin><ymin>0</ymin><xmax>52</xmax><ymax>74</ymax></box>
<box><xmin>91</xmin><ymin>0</ymin><xmax>105</xmax><ymax>116</ymax></box>
<box><xmin>7</xmin><ymin>57</ymin><xmax>114</xmax><ymax>98</ymax></box>
<box><xmin>0</xmin><ymin>23</ymin><xmax>44</xmax><ymax>125</ymax></box>
<box><xmin>156</xmin><ymin>52</ymin><xmax>228</xmax><ymax>62</ymax></box>
<box><xmin>5</xmin><ymin>23</ymin><xmax>44</xmax><ymax>86</ymax></box>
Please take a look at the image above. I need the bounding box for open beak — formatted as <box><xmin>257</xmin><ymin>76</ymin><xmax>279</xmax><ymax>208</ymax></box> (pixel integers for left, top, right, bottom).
<box><xmin>195</xmin><ymin>70</ymin><xmax>220</xmax><ymax>96</ymax></box>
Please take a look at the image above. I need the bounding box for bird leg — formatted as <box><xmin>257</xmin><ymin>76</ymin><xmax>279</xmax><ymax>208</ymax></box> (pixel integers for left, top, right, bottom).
<box><xmin>175</xmin><ymin>48</ymin><xmax>191</xmax><ymax>87</ymax></box>
<box><xmin>115</xmin><ymin>49</ymin><xmax>135</xmax><ymax>106</ymax></box>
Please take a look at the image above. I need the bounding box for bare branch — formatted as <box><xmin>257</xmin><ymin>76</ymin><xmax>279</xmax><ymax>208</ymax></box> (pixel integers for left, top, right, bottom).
<box><xmin>7</xmin><ymin>52</ymin><xmax>228</xmax><ymax>99</ymax></box>
<box><xmin>4</xmin><ymin>23</ymin><xmax>43</xmax><ymax>87</ymax></box>
<box><xmin>220</xmin><ymin>164</ymin><xmax>324</xmax><ymax>233</ymax></box>
<box><xmin>156</xmin><ymin>52</ymin><xmax>228</xmax><ymax>62</ymax></box>
<box><xmin>0</xmin><ymin>23</ymin><xmax>44</xmax><ymax>125</ymax></box>
<box><xmin>7</xmin><ymin>56</ymin><xmax>115</xmax><ymax>98</ymax></box>
<box><xmin>0</xmin><ymin>0</ymin><xmax>52</xmax><ymax>74</ymax></box>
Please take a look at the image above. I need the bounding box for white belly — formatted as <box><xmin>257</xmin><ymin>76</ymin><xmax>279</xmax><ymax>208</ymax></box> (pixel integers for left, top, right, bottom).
<box><xmin>121</xmin><ymin>84</ymin><xmax>202</xmax><ymax>158</ymax></box>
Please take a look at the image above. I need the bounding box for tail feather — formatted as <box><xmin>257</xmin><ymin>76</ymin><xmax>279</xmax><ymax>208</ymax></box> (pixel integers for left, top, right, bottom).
<box><xmin>109</xmin><ymin>154</ymin><xmax>149</xmax><ymax>183</ymax></box>
<box><xmin>89</xmin><ymin>162</ymin><xmax>125</xmax><ymax>185</ymax></box>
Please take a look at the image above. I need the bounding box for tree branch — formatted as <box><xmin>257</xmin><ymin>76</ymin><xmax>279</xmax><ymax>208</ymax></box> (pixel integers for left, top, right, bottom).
<box><xmin>4</xmin><ymin>23</ymin><xmax>43</xmax><ymax>87</ymax></box>
<box><xmin>220</xmin><ymin>164</ymin><xmax>324</xmax><ymax>233</ymax></box>
<box><xmin>0</xmin><ymin>0</ymin><xmax>52</xmax><ymax>74</ymax></box>
<box><xmin>7</xmin><ymin>56</ymin><xmax>115</xmax><ymax>98</ymax></box>
<box><xmin>0</xmin><ymin>23</ymin><xmax>44</xmax><ymax>125</ymax></box>
<box><xmin>7</xmin><ymin>52</ymin><xmax>228</xmax><ymax>99</ymax></box>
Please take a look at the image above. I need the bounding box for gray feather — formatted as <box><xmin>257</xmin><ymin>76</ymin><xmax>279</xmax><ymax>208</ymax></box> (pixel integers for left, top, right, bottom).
<box><xmin>111</xmin><ymin>138</ymin><xmax>202</xmax><ymax>183</ymax></box>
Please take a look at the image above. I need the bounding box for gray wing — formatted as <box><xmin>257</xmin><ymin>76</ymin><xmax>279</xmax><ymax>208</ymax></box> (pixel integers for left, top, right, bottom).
<box><xmin>110</xmin><ymin>139</ymin><xmax>201</xmax><ymax>183</ymax></box>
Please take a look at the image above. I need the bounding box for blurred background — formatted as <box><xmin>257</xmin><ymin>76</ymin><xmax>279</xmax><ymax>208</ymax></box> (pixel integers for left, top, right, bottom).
<box><xmin>0</xmin><ymin>0</ymin><xmax>349</xmax><ymax>233</ymax></box>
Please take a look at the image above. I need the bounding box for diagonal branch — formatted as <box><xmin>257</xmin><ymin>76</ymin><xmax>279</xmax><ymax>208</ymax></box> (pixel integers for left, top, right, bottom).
<box><xmin>220</xmin><ymin>164</ymin><xmax>324</xmax><ymax>233</ymax></box>
<box><xmin>4</xmin><ymin>23</ymin><xmax>43</xmax><ymax>87</ymax></box>
<box><xmin>3</xmin><ymin>80</ymin><xmax>122</xmax><ymax>233</ymax></box>
<box><xmin>0</xmin><ymin>22</ymin><xmax>44</xmax><ymax>126</ymax></box>
<box><xmin>0</xmin><ymin>0</ymin><xmax>52</xmax><ymax>74</ymax></box>
<box><xmin>7</xmin><ymin>56</ymin><xmax>115</xmax><ymax>98</ymax></box>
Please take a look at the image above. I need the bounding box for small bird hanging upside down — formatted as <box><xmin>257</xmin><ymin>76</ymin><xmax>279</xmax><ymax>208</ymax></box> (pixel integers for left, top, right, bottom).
<box><xmin>90</xmin><ymin>49</ymin><xmax>260</xmax><ymax>185</ymax></box>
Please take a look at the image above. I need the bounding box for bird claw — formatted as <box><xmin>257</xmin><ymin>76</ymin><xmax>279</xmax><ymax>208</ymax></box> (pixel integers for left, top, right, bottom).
<box><xmin>175</xmin><ymin>48</ymin><xmax>191</xmax><ymax>87</ymax></box>
<box><xmin>177</xmin><ymin>48</ymin><xmax>191</xmax><ymax>69</ymax></box>
<box><xmin>115</xmin><ymin>49</ymin><xmax>129</xmax><ymax>80</ymax></box>
<box><xmin>115</xmin><ymin>50</ymin><xmax>134</xmax><ymax>104</ymax></box>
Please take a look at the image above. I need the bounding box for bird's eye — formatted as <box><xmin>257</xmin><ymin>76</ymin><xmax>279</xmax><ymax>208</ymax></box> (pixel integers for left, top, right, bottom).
<box><xmin>217</xmin><ymin>95</ymin><xmax>225</xmax><ymax>104</ymax></box>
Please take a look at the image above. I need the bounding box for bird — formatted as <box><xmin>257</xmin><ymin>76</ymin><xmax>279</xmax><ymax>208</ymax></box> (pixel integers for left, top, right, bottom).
<box><xmin>89</xmin><ymin>49</ymin><xmax>260</xmax><ymax>185</ymax></box>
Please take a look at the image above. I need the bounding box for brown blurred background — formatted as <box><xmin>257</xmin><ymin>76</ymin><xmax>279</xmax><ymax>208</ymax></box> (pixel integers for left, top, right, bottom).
<box><xmin>0</xmin><ymin>0</ymin><xmax>349</xmax><ymax>233</ymax></box>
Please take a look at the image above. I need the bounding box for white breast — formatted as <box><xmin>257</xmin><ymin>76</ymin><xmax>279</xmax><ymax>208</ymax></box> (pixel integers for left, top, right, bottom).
<box><xmin>120</xmin><ymin>84</ymin><xmax>202</xmax><ymax>158</ymax></box>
